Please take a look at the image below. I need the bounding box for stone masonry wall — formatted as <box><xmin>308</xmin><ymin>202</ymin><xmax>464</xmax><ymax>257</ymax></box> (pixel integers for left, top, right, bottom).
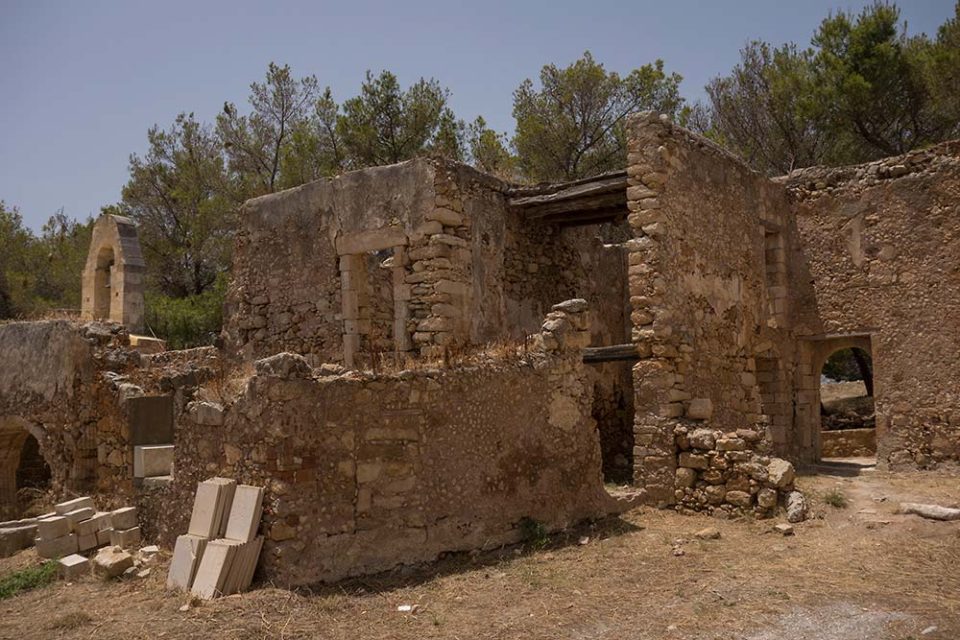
<box><xmin>784</xmin><ymin>141</ymin><xmax>960</xmax><ymax>468</ymax></box>
<box><xmin>152</xmin><ymin>303</ymin><xmax>617</xmax><ymax>585</ymax></box>
<box><xmin>624</xmin><ymin>113</ymin><xmax>803</xmax><ymax>514</ymax></box>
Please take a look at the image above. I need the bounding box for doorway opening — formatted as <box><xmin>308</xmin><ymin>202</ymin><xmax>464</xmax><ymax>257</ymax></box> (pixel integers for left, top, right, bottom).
<box><xmin>16</xmin><ymin>433</ymin><xmax>52</xmax><ymax>516</ymax></box>
<box><xmin>93</xmin><ymin>246</ymin><xmax>115</xmax><ymax>320</ymax></box>
<box><xmin>820</xmin><ymin>347</ymin><xmax>876</xmax><ymax>462</ymax></box>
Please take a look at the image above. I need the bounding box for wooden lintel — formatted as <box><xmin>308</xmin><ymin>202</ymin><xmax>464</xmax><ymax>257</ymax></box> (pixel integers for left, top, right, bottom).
<box><xmin>583</xmin><ymin>343</ymin><xmax>640</xmax><ymax>363</ymax></box>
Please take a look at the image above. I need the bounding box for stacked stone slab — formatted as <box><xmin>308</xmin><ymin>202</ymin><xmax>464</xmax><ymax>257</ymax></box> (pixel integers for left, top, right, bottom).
<box><xmin>34</xmin><ymin>497</ymin><xmax>139</xmax><ymax>558</ymax></box>
<box><xmin>168</xmin><ymin>479</ymin><xmax>264</xmax><ymax>599</ymax></box>
<box><xmin>0</xmin><ymin>517</ymin><xmax>42</xmax><ymax>557</ymax></box>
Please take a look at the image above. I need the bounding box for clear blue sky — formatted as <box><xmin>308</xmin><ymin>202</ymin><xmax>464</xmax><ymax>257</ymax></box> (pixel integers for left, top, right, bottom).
<box><xmin>1</xmin><ymin>0</ymin><xmax>954</xmax><ymax>230</ymax></box>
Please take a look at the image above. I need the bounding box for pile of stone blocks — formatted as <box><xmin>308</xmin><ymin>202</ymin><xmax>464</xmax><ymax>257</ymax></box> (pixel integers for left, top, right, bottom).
<box><xmin>167</xmin><ymin>478</ymin><xmax>264</xmax><ymax>599</ymax></box>
<box><xmin>34</xmin><ymin>497</ymin><xmax>141</xmax><ymax>559</ymax></box>
<box><xmin>0</xmin><ymin>517</ymin><xmax>40</xmax><ymax>557</ymax></box>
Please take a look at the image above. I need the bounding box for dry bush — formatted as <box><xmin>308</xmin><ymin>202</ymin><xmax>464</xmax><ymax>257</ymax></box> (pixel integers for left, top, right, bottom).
<box><xmin>196</xmin><ymin>360</ymin><xmax>255</xmax><ymax>405</ymax></box>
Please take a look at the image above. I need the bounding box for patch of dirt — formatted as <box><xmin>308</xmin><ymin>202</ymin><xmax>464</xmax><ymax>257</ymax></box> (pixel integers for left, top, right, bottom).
<box><xmin>0</xmin><ymin>469</ymin><xmax>958</xmax><ymax>640</ymax></box>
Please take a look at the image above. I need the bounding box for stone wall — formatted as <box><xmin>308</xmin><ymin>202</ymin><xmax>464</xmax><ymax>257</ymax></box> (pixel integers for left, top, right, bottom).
<box><xmin>152</xmin><ymin>303</ymin><xmax>618</xmax><ymax>585</ymax></box>
<box><xmin>623</xmin><ymin>113</ymin><xmax>803</xmax><ymax>512</ymax></box>
<box><xmin>821</xmin><ymin>428</ymin><xmax>877</xmax><ymax>458</ymax></box>
<box><xmin>784</xmin><ymin>141</ymin><xmax>960</xmax><ymax>468</ymax></box>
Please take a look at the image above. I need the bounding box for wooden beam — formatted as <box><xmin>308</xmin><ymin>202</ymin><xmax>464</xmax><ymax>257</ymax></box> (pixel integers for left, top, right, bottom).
<box><xmin>583</xmin><ymin>343</ymin><xmax>640</xmax><ymax>363</ymax></box>
<box><xmin>508</xmin><ymin>174</ymin><xmax>628</xmax><ymax>209</ymax></box>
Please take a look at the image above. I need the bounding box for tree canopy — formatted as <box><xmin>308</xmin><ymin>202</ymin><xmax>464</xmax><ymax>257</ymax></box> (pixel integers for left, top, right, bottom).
<box><xmin>512</xmin><ymin>52</ymin><xmax>685</xmax><ymax>182</ymax></box>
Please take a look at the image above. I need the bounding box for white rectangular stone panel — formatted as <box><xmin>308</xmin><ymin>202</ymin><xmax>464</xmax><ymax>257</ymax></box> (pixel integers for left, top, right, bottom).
<box><xmin>166</xmin><ymin>534</ymin><xmax>208</xmax><ymax>591</ymax></box>
<box><xmin>63</xmin><ymin>508</ymin><xmax>95</xmax><ymax>530</ymax></box>
<box><xmin>225</xmin><ymin>485</ymin><xmax>264</xmax><ymax>543</ymax></box>
<box><xmin>58</xmin><ymin>553</ymin><xmax>90</xmax><ymax>581</ymax></box>
<box><xmin>190</xmin><ymin>539</ymin><xmax>236</xmax><ymax>600</ymax></box>
<box><xmin>133</xmin><ymin>445</ymin><xmax>174</xmax><ymax>478</ymax></box>
<box><xmin>110</xmin><ymin>526</ymin><xmax>141</xmax><ymax>549</ymax></box>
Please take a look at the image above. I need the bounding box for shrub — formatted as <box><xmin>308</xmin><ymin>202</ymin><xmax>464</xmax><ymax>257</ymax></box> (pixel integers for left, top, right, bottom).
<box><xmin>144</xmin><ymin>279</ymin><xmax>225</xmax><ymax>350</ymax></box>
<box><xmin>822</xmin><ymin>489</ymin><xmax>849</xmax><ymax>509</ymax></box>
<box><xmin>0</xmin><ymin>561</ymin><xmax>58</xmax><ymax>600</ymax></box>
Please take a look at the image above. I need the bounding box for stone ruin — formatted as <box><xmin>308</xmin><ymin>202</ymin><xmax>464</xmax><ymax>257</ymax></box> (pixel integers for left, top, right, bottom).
<box><xmin>1</xmin><ymin>112</ymin><xmax>958</xmax><ymax>585</ymax></box>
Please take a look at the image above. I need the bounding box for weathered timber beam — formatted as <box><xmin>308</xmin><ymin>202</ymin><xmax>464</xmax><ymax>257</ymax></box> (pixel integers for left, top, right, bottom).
<box><xmin>508</xmin><ymin>174</ymin><xmax>628</xmax><ymax>209</ymax></box>
<box><xmin>583</xmin><ymin>343</ymin><xmax>640</xmax><ymax>363</ymax></box>
<box><xmin>520</xmin><ymin>192</ymin><xmax>627</xmax><ymax>219</ymax></box>
<box><xmin>551</xmin><ymin>208</ymin><xmax>628</xmax><ymax>227</ymax></box>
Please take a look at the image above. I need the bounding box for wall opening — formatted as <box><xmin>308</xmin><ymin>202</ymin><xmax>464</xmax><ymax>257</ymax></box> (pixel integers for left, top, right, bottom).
<box><xmin>589</xmin><ymin>361</ymin><xmax>636</xmax><ymax>485</ymax></box>
<box><xmin>819</xmin><ymin>347</ymin><xmax>876</xmax><ymax>460</ymax></box>
<box><xmin>93</xmin><ymin>245</ymin><xmax>115</xmax><ymax>320</ymax></box>
<box><xmin>16</xmin><ymin>433</ymin><xmax>51</xmax><ymax>515</ymax></box>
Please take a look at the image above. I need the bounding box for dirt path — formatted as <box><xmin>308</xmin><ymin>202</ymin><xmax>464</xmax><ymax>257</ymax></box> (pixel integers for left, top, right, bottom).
<box><xmin>1</xmin><ymin>467</ymin><xmax>958</xmax><ymax>640</ymax></box>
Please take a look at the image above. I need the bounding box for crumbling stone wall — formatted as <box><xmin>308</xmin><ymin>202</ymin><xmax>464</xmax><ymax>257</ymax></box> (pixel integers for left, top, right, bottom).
<box><xmin>784</xmin><ymin>141</ymin><xmax>960</xmax><ymax>468</ymax></box>
<box><xmin>157</xmin><ymin>303</ymin><xmax>618</xmax><ymax>585</ymax></box>
<box><xmin>623</xmin><ymin>113</ymin><xmax>805</xmax><ymax>512</ymax></box>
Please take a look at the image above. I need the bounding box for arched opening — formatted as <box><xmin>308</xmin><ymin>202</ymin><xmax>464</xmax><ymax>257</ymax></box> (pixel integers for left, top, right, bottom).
<box><xmin>16</xmin><ymin>433</ymin><xmax>51</xmax><ymax>516</ymax></box>
<box><xmin>819</xmin><ymin>347</ymin><xmax>876</xmax><ymax>462</ymax></box>
<box><xmin>93</xmin><ymin>245</ymin><xmax>115</xmax><ymax>320</ymax></box>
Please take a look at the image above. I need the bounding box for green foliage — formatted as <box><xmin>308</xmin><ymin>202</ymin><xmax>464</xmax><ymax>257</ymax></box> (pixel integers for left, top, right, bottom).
<box><xmin>706</xmin><ymin>41</ymin><xmax>823</xmax><ymax>174</ymax></box>
<box><xmin>0</xmin><ymin>202</ymin><xmax>92</xmax><ymax>319</ymax></box>
<box><xmin>0</xmin><ymin>561</ymin><xmax>58</xmax><ymax>600</ymax></box>
<box><xmin>337</xmin><ymin>70</ymin><xmax>464</xmax><ymax>167</ymax></box>
<box><xmin>821</xmin><ymin>489</ymin><xmax>849</xmax><ymax>509</ymax></box>
<box><xmin>519</xmin><ymin>517</ymin><xmax>550</xmax><ymax>549</ymax></box>
<box><xmin>822</xmin><ymin>348</ymin><xmax>871</xmax><ymax>382</ymax></box>
<box><xmin>512</xmin><ymin>51</ymin><xmax>684</xmax><ymax>182</ymax></box>
<box><xmin>122</xmin><ymin>113</ymin><xmax>236</xmax><ymax>297</ymax></box>
<box><xmin>144</xmin><ymin>276</ymin><xmax>225</xmax><ymax>349</ymax></box>
<box><xmin>706</xmin><ymin>1</ymin><xmax>960</xmax><ymax>172</ymax></box>
<box><xmin>218</xmin><ymin>63</ymin><xmax>320</xmax><ymax>195</ymax></box>
<box><xmin>467</xmin><ymin>116</ymin><xmax>516</xmax><ymax>178</ymax></box>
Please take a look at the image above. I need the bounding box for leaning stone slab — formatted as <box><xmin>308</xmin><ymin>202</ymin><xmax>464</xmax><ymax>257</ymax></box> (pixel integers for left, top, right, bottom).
<box><xmin>93</xmin><ymin>546</ymin><xmax>134</xmax><ymax>579</ymax></box>
<box><xmin>900</xmin><ymin>503</ymin><xmax>960</xmax><ymax>521</ymax></box>
<box><xmin>134</xmin><ymin>444</ymin><xmax>174</xmax><ymax>478</ymax></box>
<box><xmin>36</xmin><ymin>533</ymin><xmax>78</xmax><ymax>559</ymax></box>
<box><xmin>54</xmin><ymin>497</ymin><xmax>95</xmax><ymax>515</ymax></box>
<box><xmin>59</xmin><ymin>554</ymin><xmax>90</xmax><ymax>581</ymax></box>
<box><xmin>167</xmin><ymin>534</ymin><xmax>208</xmax><ymax>591</ymax></box>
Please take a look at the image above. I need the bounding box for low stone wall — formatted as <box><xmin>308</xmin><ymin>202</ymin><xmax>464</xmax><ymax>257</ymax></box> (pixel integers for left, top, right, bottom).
<box><xmin>153</xmin><ymin>302</ymin><xmax>618</xmax><ymax>585</ymax></box>
<box><xmin>821</xmin><ymin>428</ymin><xmax>877</xmax><ymax>458</ymax></box>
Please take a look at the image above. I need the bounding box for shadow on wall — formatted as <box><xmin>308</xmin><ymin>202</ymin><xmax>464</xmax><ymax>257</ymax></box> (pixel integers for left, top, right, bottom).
<box><xmin>296</xmin><ymin>513</ymin><xmax>641</xmax><ymax>594</ymax></box>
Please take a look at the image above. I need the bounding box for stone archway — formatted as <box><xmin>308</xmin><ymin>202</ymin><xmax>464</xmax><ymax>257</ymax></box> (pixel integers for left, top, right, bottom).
<box><xmin>0</xmin><ymin>417</ymin><xmax>51</xmax><ymax>519</ymax></box>
<box><xmin>81</xmin><ymin>214</ymin><xmax>146</xmax><ymax>331</ymax></box>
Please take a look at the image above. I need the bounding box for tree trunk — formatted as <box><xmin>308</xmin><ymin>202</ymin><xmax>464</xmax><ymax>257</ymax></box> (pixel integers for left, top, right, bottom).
<box><xmin>852</xmin><ymin>349</ymin><xmax>874</xmax><ymax>396</ymax></box>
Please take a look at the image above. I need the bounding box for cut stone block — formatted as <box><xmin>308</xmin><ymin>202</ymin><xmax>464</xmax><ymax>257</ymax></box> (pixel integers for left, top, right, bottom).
<box><xmin>134</xmin><ymin>444</ymin><xmax>174</xmax><ymax>478</ymax></box>
<box><xmin>93</xmin><ymin>546</ymin><xmax>134</xmax><ymax>579</ymax></box>
<box><xmin>190</xmin><ymin>539</ymin><xmax>237</xmax><ymax>599</ymax></box>
<box><xmin>63</xmin><ymin>508</ymin><xmax>96</xmax><ymax>530</ymax></box>
<box><xmin>59</xmin><ymin>554</ymin><xmax>90</xmax><ymax>581</ymax></box>
<box><xmin>96</xmin><ymin>528</ymin><xmax>112</xmax><ymax>546</ymax></box>
<box><xmin>54</xmin><ymin>497</ymin><xmax>95</xmax><ymax>515</ymax></box>
<box><xmin>166</xmin><ymin>534</ymin><xmax>208</xmax><ymax>591</ymax></box>
<box><xmin>0</xmin><ymin>525</ymin><xmax>37</xmax><ymax>557</ymax></box>
<box><xmin>36</xmin><ymin>533</ymin><xmax>78</xmax><ymax>559</ymax></box>
<box><xmin>225</xmin><ymin>485</ymin><xmax>264</xmax><ymax>543</ymax></box>
<box><xmin>74</xmin><ymin>512</ymin><xmax>110</xmax><ymax>537</ymax></box>
<box><xmin>188</xmin><ymin>478</ymin><xmax>236</xmax><ymax>539</ymax></box>
<box><xmin>110</xmin><ymin>526</ymin><xmax>141</xmax><ymax>549</ymax></box>
<box><xmin>111</xmin><ymin>507</ymin><xmax>138</xmax><ymax>530</ymax></box>
<box><xmin>36</xmin><ymin>516</ymin><xmax>70</xmax><ymax>540</ymax></box>
<box><xmin>78</xmin><ymin>532</ymin><xmax>99</xmax><ymax>551</ymax></box>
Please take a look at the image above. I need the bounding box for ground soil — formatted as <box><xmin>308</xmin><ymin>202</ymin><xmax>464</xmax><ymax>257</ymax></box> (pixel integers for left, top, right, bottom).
<box><xmin>1</xmin><ymin>468</ymin><xmax>958</xmax><ymax>640</ymax></box>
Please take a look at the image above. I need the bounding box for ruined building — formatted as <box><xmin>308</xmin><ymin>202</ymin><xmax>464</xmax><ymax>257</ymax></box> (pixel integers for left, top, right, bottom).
<box><xmin>1</xmin><ymin>113</ymin><xmax>957</xmax><ymax>584</ymax></box>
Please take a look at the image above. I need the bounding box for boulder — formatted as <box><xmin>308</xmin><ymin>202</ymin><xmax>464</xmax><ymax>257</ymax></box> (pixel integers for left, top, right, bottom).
<box><xmin>767</xmin><ymin>458</ymin><xmax>795</xmax><ymax>489</ymax></box>
<box><xmin>687</xmin><ymin>429</ymin><xmax>716</xmax><ymax>450</ymax></box>
<box><xmin>675</xmin><ymin>467</ymin><xmax>697</xmax><ymax>488</ymax></box>
<box><xmin>785</xmin><ymin>491</ymin><xmax>808</xmax><ymax>523</ymax></box>
<box><xmin>93</xmin><ymin>546</ymin><xmax>134</xmax><ymax>579</ymax></box>
<box><xmin>254</xmin><ymin>352</ymin><xmax>312</xmax><ymax>379</ymax></box>
<box><xmin>725</xmin><ymin>490</ymin><xmax>753</xmax><ymax>508</ymax></box>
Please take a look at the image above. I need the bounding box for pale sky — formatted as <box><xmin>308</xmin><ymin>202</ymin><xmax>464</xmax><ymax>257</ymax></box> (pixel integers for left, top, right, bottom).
<box><xmin>1</xmin><ymin>0</ymin><xmax>954</xmax><ymax>230</ymax></box>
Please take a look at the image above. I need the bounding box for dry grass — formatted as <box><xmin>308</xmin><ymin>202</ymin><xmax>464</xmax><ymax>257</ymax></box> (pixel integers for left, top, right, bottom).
<box><xmin>1</xmin><ymin>469</ymin><xmax>958</xmax><ymax>639</ymax></box>
<box><xmin>197</xmin><ymin>360</ymin><xmax>255</xmax><ymax>405</ymax></box>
